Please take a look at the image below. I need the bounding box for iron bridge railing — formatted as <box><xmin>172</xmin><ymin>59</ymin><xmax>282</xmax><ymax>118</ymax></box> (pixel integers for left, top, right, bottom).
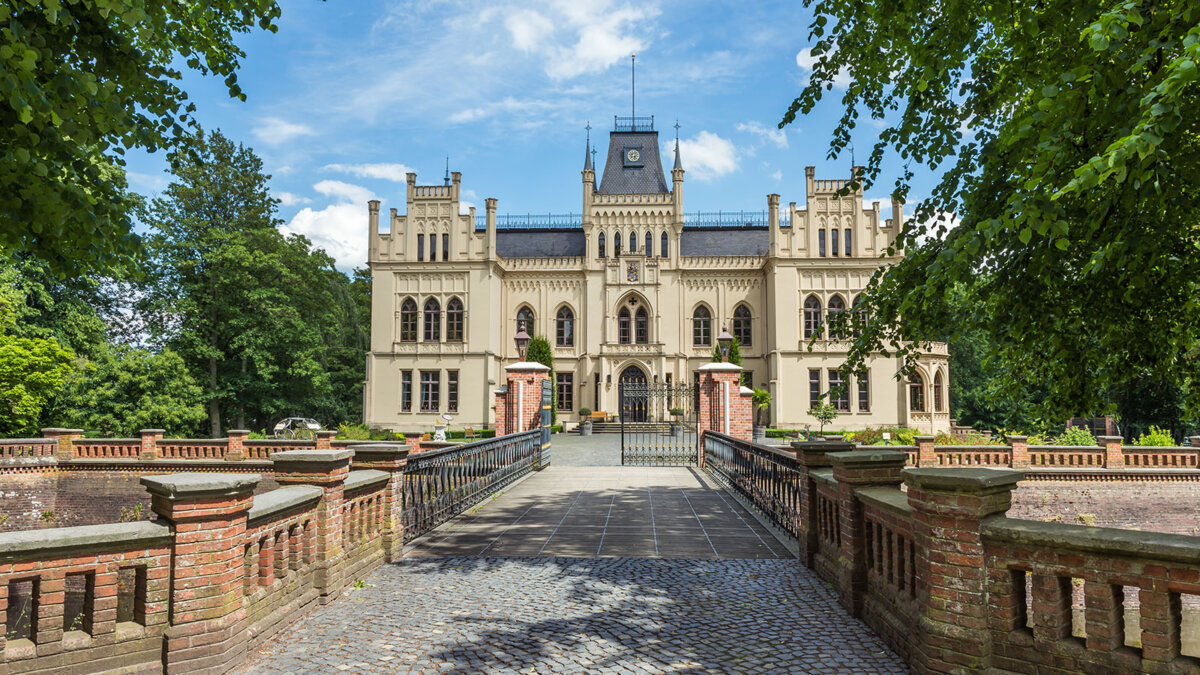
<box><xmin>703</xmin><ymin>430</ymin><xmax>803</xmax><ymax>540</ymax></box>
<box><xmin>402</xmin><ymin>429</ymin><xmax>542</xmax><ymax>542</ymax></box>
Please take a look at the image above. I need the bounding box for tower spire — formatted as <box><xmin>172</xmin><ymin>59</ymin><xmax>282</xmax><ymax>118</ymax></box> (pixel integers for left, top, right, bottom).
<box><xmin>673</xmin><ymin>120</ymin><xmax>682</xmax><ymax>170</ymax></box>
<box><xmin>631</xmin><ymin>53</ymin><xmax>636</xmax><ymax>127</ymax></box>
<box><xmin>444</xmin><ymin>156</ymin><xmax>450</xmax><ymax>186</ymax></box>
<box><xmin>584</xmin><ymin>121</ymin><xmax>593</xmax><ymax>171</ymax></box>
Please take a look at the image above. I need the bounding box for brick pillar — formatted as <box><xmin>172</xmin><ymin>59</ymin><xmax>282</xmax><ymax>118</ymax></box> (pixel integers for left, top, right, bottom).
<box><xmin>915</xmin><ymin>435</ymin><xmax>936</xmax><ymax>467</ymax></box>
<box><xmin>1192</xmin><ymin>437</ymin><xmax>1200</xmax><ymax>467</ymax></box>
<box><xmin>1008</xmin><ymin>435</ymin><xmax>1029</xmax><ymax>469</ymax></box>
<box><xmin>697</xmin><ymin>362</ymin><xmax>751</xmax><ymax>441</ymax></box>
<box><xmin>1097</xmin><ymin>435</ymin><xmax>1123</xmax><ymax>469</ymax></box>
<box><xmin>499</xmin><ymin>362</ymin><xmax>550</xmax><ymax>436</ymax></box>
<box><xmin>270</xmin><ymin>449</ymin><xmax>352</xmax><ymax>603</ymax></box>
<box><xmin>828</xmin><ymin>450</ymin><xmax>909</xmax><ymax>617</ymax></box>
<box><xmin>226</xmin><ymin>429</ymin><xmax>249</xmax><ymax>461</ymax></box>
<box><xmin>139</xmin><ymin>429</ymin><xmax>164</xmax><ymax>461</ymax></box>
<box><xmin>42</xmin><ymin>428</ymin><xmax>83</xmax><ymax>460</ymax></box>
<box><xmin>315</xmin><ymin>430</ymin><xmax>337</xmax><ymax>450</ymax></box>
<box><xmin>140</xmin><ymin>472</ymin><xmax>260</xmax><ymax>674</ymax></box>
<box><xmin>351</xmin><ymin>444</ymin><xmax>409</xmax><ymax>562</ymax></box>
<box><xmin>904</xmin><ymin>467</ymin><xmax>1023</xmax><ymax>673</ymax></box>
<box><xmin>791</xmin><ymin>440</ymin><xmax>854</xmax><ymax>566</ymax></box>
<box><xmin>493</xmin><ymin>385</ymin><xmax>510</xmax><ymax>437</ymax></box>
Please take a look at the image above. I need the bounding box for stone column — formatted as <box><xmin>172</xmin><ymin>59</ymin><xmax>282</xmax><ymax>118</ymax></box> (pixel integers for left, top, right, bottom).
<box><xmin>1008</xmin><ymin>435</ymin><xmax>1029</xmax><ymax>469</ymax></box>
<box><xmin>915</xmin><ymin>435</ymin><xmax>936</xmax><ymax>467</ymax></box>
<box><xmin>140</xmin><ymin>429</ymin><xmax>164</xmax><ymax>461</ymax></box>
<box><xmin>1097</xmin><ymin>435</ymin><xmax>1123</xmax><ymax>469</ymax></box>
<box><xmin>315</xmin><ymin>430</ymin><xmax>337</xmax><ymax>450</ymax></box>
<box><xmin>904</xmin><ymin>467</ymin><xmax>1023</xmax><ymax>673</ymax></box>
<box><xmin>500</xmin><ymin>362</ymin><xmax>550</xmax><ymax>436</ymax></box>
<box><xmin>226</xmin><ymin>429</ymin><xmax>250</xmax><ymax>461</ymax></box>
<box><xmin>350</xmin><ymin>444</ymin><xmax>409</xmax><ymax>562</ymax></box>
<box><xmin>828</xmin><ymin>450</ymin><xmax>909</xmax><ymax>617</ymax></box>
<box><xmin>42</xmin><ymin>428</ymin><xmax>83</xmax><ymax>461</ymax></box>
<box><xmin>697</xmin><ymin>362</ymin><xmax>752</xmax><ymax>442</ymax></box>
<box><xmin>791</xmin><ymin>440</ymin><xmax>854</xmax><ymax>566</ymax></box>
<box><xmin>270</xmin><ymin>449</ymin><xmax>352</xmax><ymax>603</ymax></box>
<box><xmin>140</xmin><ymin>472</ymin><xmax>260</xmax><ymax>674</ymax></box>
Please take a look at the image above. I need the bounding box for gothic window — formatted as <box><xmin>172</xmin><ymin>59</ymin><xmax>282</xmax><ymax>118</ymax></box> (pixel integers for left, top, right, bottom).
<box><xmin>629</xmin><ymin>230</ymin><xmax>637</xmax><ymax>253</ymax></box>
<box><xmin>909</xmin><ymin>373</ymin><xmax>927</xmax><ymax>412</ymax></box>
<box><xmin>400</xmin><ymin>298</ymin><xmax>417</xmax><ymax>342</ymax></box>
<box><xmin>446</xmin><ymin>297</ymin><xmax>464</xmax><ymax>342</ymax></box>
<box><xmin>857</xmin><ymin>371</ymin><xmax>870</xmax><ymax>412</ymax></box>
<box><xmin>429</xmin><ymin>233</ymin><xmax>437</xmax><ymax>261</ymax></box>
<box><xmin>635</xmin><ymin>307</ymin><xmax>649</xmax><ymax>344</ymax></box>
<box><xmin>732</xmin><ymin>304</ymin><xmax>752</xmax><ymax>347</ymax></box>
<box><xmin>598</xmin><ymin>232</ymin><xmax>606</xmax><ymax>258</ymax></box>
<box><xmin>661</xmin><ymin>231</ymin><xmax>668</xmax><ymax>258</ymax></box>
<box><xmin>831</xmin><ymin>228</ymin><xmax>840</xmax><ymax>256</ymax></box>
<box><xmin>516</xmin><ymin>307</ymin><xmax>534</xmax><ymax>334</ymax></box>
<box><xmin>645</xmin><ymin>231</ymin><xmax>652</xmax><ymax>256</ymax></box>
<box><xmin>852</xmin><ymin>295</ymin><xmax>867</xmax><ymax>337</ymax></box>
<box><xmin>417</xmin><ymin>235</ymin><xmax>424</xmax><ymax>261</ymax></box>
<box><xmin>615</xmin><ymin>232</ymin><xmax>622</xmax><ymax>257</ymax></box>
<box><xmin>803</xmin><ymin>295</ymin><xmax>822</xmax><ymax>339</ymax></box>
<box><xmin>828</xmin><ymin>295</ymin><xmax>847</xmax><ymax>339</ymax></box>
<box><xmin>844</xmin><ymin>228</ymin><xmax>852</xmax><ymax>257</ymax></box>
<box><xmin>618</xmin><ymin>307</ymin><xmax>631</xmax><ymax>344</ymax></box>
<box><xmin>829</xmin><ymin>369</ymin><xmax>849</xmax><ymax>411</ymax></box>
<box><xmin>818</xmin><ymin>229</ymin><xmax>826</xmax><ymax>257</ymax></box>
<box><xmin>933</xmin><ymin>371</ymin><xmax>945</xmax><ymax>413</ymax></box>
<box><xmin>442</xmin><ymin>233</ymin><xmax>449</xmax><ymax>261</ymax></box>
<box><xmin>423</xmin><ymin>298</ymin><xmax>440</xmax><ymax>342</ymax></box>
<box><xmin>693</xmin><ymin>305</ymin><xmax>712</xmax><ymax>346</ymax></box>
<box><xmin>556</xmin><ymin>306</ymin><xmax>574</xmax><ymax>347</ymax></box>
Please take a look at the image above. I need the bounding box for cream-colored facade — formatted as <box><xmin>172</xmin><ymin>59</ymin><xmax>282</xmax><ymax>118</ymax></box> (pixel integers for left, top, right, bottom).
<box><xmin>365</xmin><ymin>118</ymin><xmax>950</xmax><ymax>434</ymax></box>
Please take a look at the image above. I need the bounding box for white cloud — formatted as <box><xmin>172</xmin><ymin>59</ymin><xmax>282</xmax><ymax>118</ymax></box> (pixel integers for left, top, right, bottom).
<box><xmin>252</xmin><ymin>117</ymin><xmax>316</xmax><ymax>146</ymax></box>
<box><xmin>506</xmin><ymin>9</ymin><xmax>555</xmax><ymax>52</ymax></box>
<box><xmin>737</xmin><ymin>121</ymin><xmax>788</xmax><ymax>149</ymax></box>
<box><xmin>276</xmin><ymin>192</ymin><xmax>311</xmax><ymax>207</ymax></box>
<box><xmin>796</xmin><ymin>47</ymin><xmax>851</xmax><ymax>90</ymax></box>
<box><xmin>771</xmin><ymin>170</ymin><xmax>782</xmax><ymax>182</ymax></box>
<box><xmin>677</xmin><ymin>131</ymin><xmax>738</xmax><ymax>182</ymax></box>
<box><xmin>313</xmin><ymin>180</ymin><xmax>375</xmax><ymax>205</ymax></box>
<box><xmin>502</xmin><ymin>2</ymin><xmax>661</xmax><ymax>81</ymax></box>
<box><xmin>127</xmin><ymin>171</ymin><xmax>169</xmax><ymax>193</ymax></box>
<box><xmin>281</xmin><ymin>181</ymin><xmax>377</xmax><ymax>268</ymax></box>
<box><xmin>324</xmin><ymin>163</ymin><xmax>416</xmax><ymax>182</ymax></box>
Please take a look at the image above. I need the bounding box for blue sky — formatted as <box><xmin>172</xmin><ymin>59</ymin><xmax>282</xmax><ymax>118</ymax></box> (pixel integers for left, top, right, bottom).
<box><xmin>124</xmin><ymin>0</ymin><xmax>935</xmax><ymax>269</ymax></box>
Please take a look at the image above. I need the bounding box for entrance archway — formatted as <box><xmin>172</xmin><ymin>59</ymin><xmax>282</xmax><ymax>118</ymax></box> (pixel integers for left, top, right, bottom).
<box><xmin>618</xmin><ymin>366</ymin><xmax>648</xmax><ymax>422</ymax></box>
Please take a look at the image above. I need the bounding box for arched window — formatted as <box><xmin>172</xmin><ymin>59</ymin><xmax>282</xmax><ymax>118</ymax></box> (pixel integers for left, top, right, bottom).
<box><xmin>844</xmin><ymin>228</ymin><xmax>852</xmax><ymax>257</ymax></box>
<box><xmin>909</xmin><ymin>373</ymin><xmax>926</xmax><ymax>412</ymax></box>
<box><xmin>827</xmin><ymin>295</ymin><xmax>847</xmax><ymax>339</ymax></box>
<box><xmin>446</xmin><ymin>297</ymin><xmax>464</xmax><ymax>342</ymax></box>
<box><xmin>933</xmin><ymin>371</ymin><xmax>945</xmax><ymax>413</ymax></box>
<box><xmin>818</xmin><ymin>229</ymin><xmax>826</xmax><ymax>257</ymax></box>
<box><xmin>615</xmin><ymin>232</ymin><xmax>622</xmax><ymax>257</ymax></box>
<box><xmin>831</xmin><ymin>229</ymin><xmax>840</xmax><ymax>256</ymax></box>
<box><xmin>661</xmin><ymin>231</ymin><xmax>669</xmax><ymax>258</ymax></box>
<box><xmin>635</xmin><ymin>307</ymin><xmax>649</xmax><ymax>344</ymax></box>
<box><xmin>629</xmin><ymin>230</ymin><xmax>637</xmax><ymax>253</ymax></box>
<box><xmin>516</xmin><ymin>307</ymin><xmax>534</xmax><ymax>334</ymax></box>
<box><xmin>803</xmin><ymin>296</ymin><xmax>822</xmax><ymax>338</ymax></box>
<box><xmin>556</xmin><ymin>306</ymin><xmax>574</xmax><ymax>347</ymax></box>
<box><xmin>598</xmin><ymin>232</ymin><xmax>606</xmax><ymax>258</ymax></box>
<box><xmin>693</xmin><ymin>305</ymin><xmax>712</xmax><ymax>346</ymax></box>
<box><xmin>645</xmin><ymin>231</ymin><xmax>653</xmax><ymax>256</ymax></box>
<box><xmin>618</xmin><ymin>307</ymin><xmax>632</xmax><ymax>344</ymax></box>
<box><xmin>400</xmin><ymin>298</ymin><xmax>417</xmax><ymax>342</ymax></box>
<box><xmin>851</xmin><ymin>295</ymin><xmax>867</xmax><ymax>337</ymax></box>
<box><xmin>732</xmin><ymin>305</ymin><xmax>752</xmax><ymax>346</ymax></box>
<box><xmin>423</xmin><ymin>298</ymin><xmax>440</xmax><ymax>342</ymax></box>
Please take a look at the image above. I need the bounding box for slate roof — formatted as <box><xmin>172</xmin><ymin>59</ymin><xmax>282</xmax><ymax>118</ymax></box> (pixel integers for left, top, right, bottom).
<box><xmin>680</xmin><ymin>229</ymin><xmax>769</xmax><ymax>256</ymax></box>
<box><xmin>597</xmin><ymin>131</ymin><xmax>669</xmax><ymax>194</ymax></box>
<box><xmin>496</xmin><ymin>230</ymin><xmax>586</xmax><ymax>258</ymax></box>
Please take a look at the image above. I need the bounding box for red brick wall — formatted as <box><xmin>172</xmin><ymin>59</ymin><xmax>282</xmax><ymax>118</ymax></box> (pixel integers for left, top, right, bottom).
<box><xmin>1011</xmin><ymin>480</ymin><xmax>1200</xmax><ymax>536</ymax></box>
<box><xmin>698</xmin><ymin>370</ymin><xmax>753</xmax><ymax>441</ymax></box>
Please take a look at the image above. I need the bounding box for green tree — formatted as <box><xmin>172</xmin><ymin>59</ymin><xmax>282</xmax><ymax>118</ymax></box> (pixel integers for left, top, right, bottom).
<box><xmin>783</xmin><ymin>0</ymin><xmax>1200</xmax><ymax>422</ymax></box>
<box><xmin>808</xmin><ymin>401</ymin><xmax>839</xmax><ymax>435</ymax></box>
<box><xmin>0</xmin><ymin>268</ymin><xmax>74</xmax><ymax>436</ymax></box>
<box><xmin>710</xmin><ymin>335</ymin><xmax>746</xmax><ymax>385</ymax></box>
<box><xmin>525</xmin><ymin>334</ymin><xmax>556</xmax><ymax>425</ymax></box>
<box><xmin>752</xmin><ymin>387</ymin><xmax>772</xmax><ymax>427</ymax></box>
<box><xmin>54</xmin><ymin>344</ymin><xmax>206</xmax><ymax>437</ymax></box>
<box><xmin>0</xmin><ymin>1</ymin><xmax>286</xmax><ymax>275</ymax></box>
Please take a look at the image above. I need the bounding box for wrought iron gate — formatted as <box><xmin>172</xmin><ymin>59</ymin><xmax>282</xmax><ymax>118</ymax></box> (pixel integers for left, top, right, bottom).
<box><xmin>540</xmin><ymin>378</ymin><xmax>552</xmax><ymax>469</ymax></box>
<box><xmin>620</xmin><ymin>381</ymin><xmax>699</xmax><ymax>466</ymax></box>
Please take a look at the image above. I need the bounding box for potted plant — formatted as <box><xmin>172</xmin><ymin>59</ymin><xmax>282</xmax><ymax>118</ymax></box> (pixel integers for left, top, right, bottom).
<box><xmin>752</xmin><ymin>388</ymin><xmax>772</xmax><ymax>443</ymax></box>
<box><xmin>669</xmin><ymin>407</ymin><xmax>684</xmax><ymax>437</ymax></box>
<box><xmin>579</xmin><ymin>408</ymin><xmax>593</xmax><ymax>436</ymax></box>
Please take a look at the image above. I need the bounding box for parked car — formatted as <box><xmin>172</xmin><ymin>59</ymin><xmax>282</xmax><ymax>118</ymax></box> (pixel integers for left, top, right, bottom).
<box><xmin>272</xmin><ymin>417</ymin><xmax>322</xmax><ymax>440</ymax></box>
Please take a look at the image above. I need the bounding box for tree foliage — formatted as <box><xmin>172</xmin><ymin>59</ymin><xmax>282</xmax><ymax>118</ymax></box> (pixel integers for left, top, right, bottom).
<box><xmin>786</xmin><ymin>0</ymin><xmax>1200</xmax><ymax>421</ymax></box>
<box><xmin>0</xmin><ymin>265</ymin><xmax>73</xmax><ymax>436</ymax></box>
<box><xmin>525</xmin><ymin>334</ymin><xmax>556</xmax><ymax>424</ymax></box>
<box><xmin>0</xmin><ymin>0</ymin><xmax>286</xmax><ymax>275</ymax></box>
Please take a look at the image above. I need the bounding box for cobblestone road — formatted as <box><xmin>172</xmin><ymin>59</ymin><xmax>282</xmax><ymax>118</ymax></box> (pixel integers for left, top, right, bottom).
<box><xmin>242</xmin><ymin>556</ymin><xmax>906</xmax><ymax>674</ymax></box>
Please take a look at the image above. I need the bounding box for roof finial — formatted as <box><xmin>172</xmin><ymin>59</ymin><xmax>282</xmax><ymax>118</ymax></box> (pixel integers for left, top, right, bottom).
<box><xmin>850</xmin><ymin>144</ymin><xmax>856</xmax><ymax>178</ymax></box>
<box><xmin>631</xmin><ymin>53</ymin><xmax>636</xmax><ymax>129</ymax></box>
<box><xmin>584</xmin><ymin>121</ymin><xmax>593</xmax><ymax>171</ymax></box>
<box><xmin>673</xmin><ymin>120</ymin><xmax>682</xmax><ymax>171</ymax></box>
<box><xmin>444</xmin><ymin>156</ymin><xmax>450</xmax><ymax>186</ymax></box>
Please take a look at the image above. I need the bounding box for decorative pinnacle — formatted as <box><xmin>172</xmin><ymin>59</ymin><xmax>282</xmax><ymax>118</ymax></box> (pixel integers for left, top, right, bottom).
<box><xmin>444</xmin><ymin>156</ymin><xmax>450</xmax><ymax>186</ymax></box>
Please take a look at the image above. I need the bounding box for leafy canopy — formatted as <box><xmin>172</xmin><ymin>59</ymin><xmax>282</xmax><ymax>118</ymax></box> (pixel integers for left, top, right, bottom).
<box><xmin>786</xmin><ymin>0</ymin><xmax>1200</xmax><ymax>420</ymax></box>
<box><xmin>0</xmin><ymin>0</ymin><xmax>285</xmax><ymax>275</ymax></box>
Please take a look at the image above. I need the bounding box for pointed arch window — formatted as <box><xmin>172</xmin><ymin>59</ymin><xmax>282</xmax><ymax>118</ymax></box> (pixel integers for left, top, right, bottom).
<box><xmin>618</xmin><ymin>307</ymin><xmax>632</xmax><ymax>344</ymax></box>
<box><xmin>615</xmin><ymin>232</ymin><xmax>622</xmax><ymax>257</ymax></box>
<box><xmin>732</xmin><ymin>305</ymin><xmax>752</xmax><ymax>347</ymax></box>
<box><xmin>827</xmin><ymin>295</ymin><xmax>847</xmax><ymax>340</ymax></box>
<box><xmin>645</xmin><ymin>231</ymin><xmax>653</xmax><ymax>256</ymax></box>
<box><xmin>844</xmin><ymin>228</ymin><xmax>852</xmax><ymax>257</ymax></box>
<box><xmin>933</xmin><ymin>371</ymin><xmax>945</xmax><ymax>413</ymax></box>
<box><xmin>446</xmin><ymin>297</ymin><xmax>464</xmax><ymax>342</ymax></box>
<box><xmin>831</xmin><ymin>228</ymin><xmax>839</xmax><ymax>256</ymax></box>
<box><xmin>423</xmin><ymin>298</ymin><xmax>441</xmax><ymax>342</ymax></box>
<box><xmin>693</xmin><ymin>305</ymin><xmax>712</xmax><ymax>346</ymax></box>
<box><xmin>909</xmin><ymin>373</ymin><xmax>927</xmax><ymax>412</ymax></box>
<box><xmin>516</xmin><ymin>307</ymin><xmax>534</xmax><ymax>334</ymax></box>
<box><xmin>400</xmin><ymin>298</ymin><xmax>418</xmax><ymax>342</ymax></box>
<box><xmin>818</xmin><ymin>229</ymin><xmax>826</xmax><ymax>257</ymax></box>
<box><xmin>661</xmin><ymin>232</ymin><xmax>669</xmax><ymax>258</ymax></box>
<box><xmin>635</xmin><ymin>307</ymin><xmax>649</xmax><ymax>344</ymax></box>
<box><xmin>629</xmin><ymin>230</ymin><xmax>637</xmax><ymax>253</ymax></box>
<box><xmin>803</xmin><ymin>296</ymin><xmax>822</xmax><ymax>339</ymax></box>
<box><xmin>556</xmin><ymin>306</ymin><xmax>574</xmax><ymax>347</ymax></box>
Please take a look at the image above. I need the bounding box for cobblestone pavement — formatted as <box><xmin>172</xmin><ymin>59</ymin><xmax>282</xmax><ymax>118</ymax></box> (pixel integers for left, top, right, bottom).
<box><xmin>241</xmin><ymin>556</ymin><xmax>907</xmax><ymax>674</ymax></box>
<box><xmin>547</xmin><ymin>433</ymin><xmax>622</xmax><ymax>465</ymax></box>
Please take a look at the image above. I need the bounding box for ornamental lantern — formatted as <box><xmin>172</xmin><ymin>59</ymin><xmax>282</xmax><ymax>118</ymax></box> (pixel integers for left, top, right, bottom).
<box><xmin>514</xmin><ymin>327</ymin><xmax>531</xmax><ymax>361</ymax></box>
<box><xmin>717</xmin><ymin>325</ymin><xmax>734</xmax><ymax>363</ymax></box>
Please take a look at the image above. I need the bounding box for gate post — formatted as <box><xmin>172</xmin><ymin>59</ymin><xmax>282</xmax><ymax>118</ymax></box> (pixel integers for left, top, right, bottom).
<box><xmin>499</xmin><ymin>361</ymin><xmax>550</xmax><ymax>439</ymax></box>
<box><xmin>697</xmin><ymin>363</ymin><xmax>753</xmax><ymax>443</ymax></box>
<box><xmin>539</xmin><ymin>378</ymin><xmax>552</xmax><ymax>469</ymax></box>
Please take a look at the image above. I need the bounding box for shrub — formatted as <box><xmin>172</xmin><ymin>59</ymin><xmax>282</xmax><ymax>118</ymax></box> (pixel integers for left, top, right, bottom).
<box><xmin>579</xmin><ymin>408</ymin><xmax>592</xmax><ymax>419</ymax></box>
<box><xmin>1052</xmin><ymin>425</ymin><xmax>1097</xmax><ymax>446</ymax></box>
<box><xmin>337</xmin><ymin>423</ymin><xmax>405</xmax><ymax>442</ymax></box>
<box><xmin>1133</xmin><ymin>425</ymin><xmax>1174</xmax><ymax>446</ymax></box>
<box><xmin>550</xmin><ymin>424</ymin><xmax>564</xmax><ymax>433</ymax></box>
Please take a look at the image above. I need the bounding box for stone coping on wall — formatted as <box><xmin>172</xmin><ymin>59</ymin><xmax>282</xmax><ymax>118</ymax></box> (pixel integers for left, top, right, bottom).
<box><xmin>855</xmin><ymin>486</ymin><xmax>912</xmax><ymax>516</ymax></box>
<box><xmin>247</xmin><ymin>485</ymin><xmax>324</xmax><ymax>523</ymax></box>
<box><xmin>0</xmin><ymin>520</ymin><xmax>172</xmax><ymax>562</ymax></box>
<box><xmin>900</xmin><ymin>466</ymin><xmax>1024</xmax><ymax>491</ymax></box>
<box><xmin>343</xmin><ymin>469</ymin><xmax>390</xmax><ymax>492</ymax></box>
<box><xmin>809</xmin><ymin>467</ymin><xmax>836</xmax><ymax>487</ymax></box>
<box><xmin>140</xmin><ymin>472</ymin><xmax>261</xmax><ymax>498</ymax></box>
<box><xmin>982</xmin><ymin>515</ymin><xmax>1200</xmax><ymax>566</ymax></box>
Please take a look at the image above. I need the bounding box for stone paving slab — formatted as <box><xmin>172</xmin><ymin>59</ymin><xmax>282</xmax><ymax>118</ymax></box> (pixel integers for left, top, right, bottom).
<box><xmin>404</xmin><ymin>466</ymin><xmax>792</xmax><ymax>559</ymax></box>
<box><xmin>240</xmin><ymin>556</ymin><xmax>908</xmax><ymax>674</ymax></box>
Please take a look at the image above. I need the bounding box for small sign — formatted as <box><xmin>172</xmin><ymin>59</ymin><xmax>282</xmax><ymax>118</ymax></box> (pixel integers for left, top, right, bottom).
<box><xmin>882</xmin><ymin>432</ymin><xmax>891</xmax><ymax>440</ymax></box>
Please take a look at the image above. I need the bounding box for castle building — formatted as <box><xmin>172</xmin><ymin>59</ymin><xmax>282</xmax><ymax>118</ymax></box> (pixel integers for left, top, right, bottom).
<box><xmin>364</xmin><ymin>115</ymin><xmax>950</xmax><ymax>434</ymax></box>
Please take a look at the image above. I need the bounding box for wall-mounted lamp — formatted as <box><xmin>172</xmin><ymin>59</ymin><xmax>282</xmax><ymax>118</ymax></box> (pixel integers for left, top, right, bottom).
<box><xmin>717</xmin><ymin>326</ymin><xmax>734</xmax><ymax>363</ymax></box>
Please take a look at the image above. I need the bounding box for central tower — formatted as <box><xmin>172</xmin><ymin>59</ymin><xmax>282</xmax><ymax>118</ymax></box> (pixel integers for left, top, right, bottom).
<box><xmin>597</xmin><ymin>116</ymin><xmax>669</xmax><ymax>195</ymax></box>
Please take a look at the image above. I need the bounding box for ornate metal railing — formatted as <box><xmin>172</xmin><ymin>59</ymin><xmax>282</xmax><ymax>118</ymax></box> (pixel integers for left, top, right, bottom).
<box><xmin>474</xmin><ymin>213</ymin><xmax>583</xmax><ymax>230</ymax></box>
<box><xmin>614</xmin><ymin>115</ymin><xmax>654</xmax><ymax>131</ymax></box>
<box><xmin>401</xmin><ymin>429</ymin><xmax>541</xmax><ymax>542</ymax></box>
<box><xmin>683</xmin><ymin>211</ymin><xmax>791</xmax><ymax>228</ymax></box>
<box><xmin>702</xmin><ymin>431</ymin><xmax>803</xmax><ymax>539</ymax></box>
